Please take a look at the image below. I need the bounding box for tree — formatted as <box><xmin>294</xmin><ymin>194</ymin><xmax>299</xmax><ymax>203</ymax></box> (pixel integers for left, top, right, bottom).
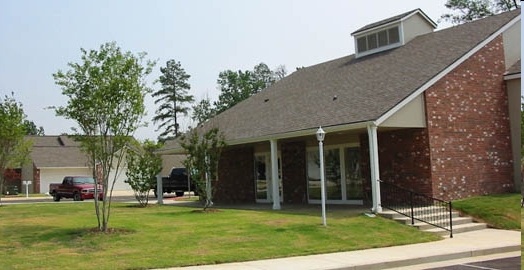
<box><xmin>52</xmin><ymin>41</ymin><xmax>155</xmax><ymax>232</ymax></box>
<box><xmin>153</xmin><ymin>59</ymin><xmax>194</xmax><ymax>142</ymax></box>
<box><xmin>191</xmin><ymin>96</ymin><xmax>215</xmax><ymax>125</ymax></box>
<box><xmin>441</xmin><ymin>0</ymin><xmax>519</xmax><ymax>24</ymax></box>
<box><xmin>180</xmin><ymin>128</ymin><xmax>225</xmax><ymax>210</ymax></box>
<box><xmin>0</xmin><ymin>93</ymin><xmax>32</xmax><ymax>205</ymax></box>
<box><xmin>213</xmin><ymin>70</ymin><xmax>254</xmax><ymax>114</ymax></box>
<box><xmin>23</xmin><ymin>120</ymin><xmax>44</xmax><ymax>135</ymax></box>
<box><xmin>125</xmin><ymin>140</ymin><xmax>162</xmax><ymax>207</ymax></box>
<box><xmin>213</xmin><ymin>63</ymin><xmax>286</xmax><ymax>114</ymax></box>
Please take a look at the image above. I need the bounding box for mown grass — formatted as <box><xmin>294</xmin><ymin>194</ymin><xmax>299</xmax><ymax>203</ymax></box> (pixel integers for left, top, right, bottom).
<box><xmin>452</xmin><ymin>193</ymin><xmax>520</xmax><ymax>230</ymax></box>
<box><xmin>0</xmin><ymin>202</ymin><xmax>440</xmax><ymax>269</ymax></box>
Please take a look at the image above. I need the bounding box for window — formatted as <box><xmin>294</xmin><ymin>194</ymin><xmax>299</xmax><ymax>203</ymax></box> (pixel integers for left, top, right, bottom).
<box><xmin>356</xmin><ymin>26</ymin><xmax>400</xmax><ymax>54</ymax></box>
<box><xmin>388</xmin><ymin>27</ymin><xmax>400</xmax><ymax>43</ymax></box>
<box><xmin>307</xmin><ymin>145</ymin><xmax>363</xmax><ymax>203</ymax></box>
<box><xmin>345</xmin><ymin>148</ymin><xmax>363</xmax><ymax>199</ymax></box>
<box><xmin>378</xmin><ymin>30</ymin><xmax>388</xmax><ymax>47</ymax></box>
<box><xmin>357</xmin><ymin>37</ymin><xmax>367</xmax><ymax>53</ymax></box>
<box><xmin>367</xmin><ymin>34</ymin><xmax>378</xmax><ymax>50</ymax></box>
<box><xmin>325</xmin><ymin>149</ymin><xmax>341</xmax><ymax>200</ymax></box>
<box><xmin>254</xmin><ymin>153</ymin><xmax>282</xmax><ymax>202</ymax></box>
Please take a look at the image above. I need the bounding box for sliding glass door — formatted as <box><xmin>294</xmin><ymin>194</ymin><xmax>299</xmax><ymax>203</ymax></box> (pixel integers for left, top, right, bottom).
<box><xmin>254</xmin><ymin>153</ymin><xmax>282</xmax><ymax>203</ymax></box>
<box><xmin>307</xmin><ymin>145</ymin><xmax>362</xmax><ymax>204</ymax></box>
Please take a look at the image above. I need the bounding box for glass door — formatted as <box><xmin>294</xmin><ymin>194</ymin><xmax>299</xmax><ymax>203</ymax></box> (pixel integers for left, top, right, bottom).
<box><xmin>344</xmin><ymin>147</ymin><xmax>363</xmax><ymax>200</ymax></box>
<box><xmin>307</xmin><ymin>145</ymin><xmax>363</xmax><ymax>204</ymax></box>
<box><xmin>254</xmin><ymin>153</ymin><xmax>282</xmax><ymax>203</ymax></box>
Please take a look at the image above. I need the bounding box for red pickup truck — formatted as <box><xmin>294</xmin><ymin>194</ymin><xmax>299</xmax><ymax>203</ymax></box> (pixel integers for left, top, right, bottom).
<box><xmin>49</xmin><ymin>176</ymin><xmax>103</xmax><ymax>201</ymax></box>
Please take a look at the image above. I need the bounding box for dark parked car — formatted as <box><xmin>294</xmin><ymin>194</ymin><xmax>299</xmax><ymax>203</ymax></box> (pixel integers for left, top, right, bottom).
<box><xmin>152</xmin><ymin>167</ymin><xmax>197</xmax><ymax>197</ymax></box>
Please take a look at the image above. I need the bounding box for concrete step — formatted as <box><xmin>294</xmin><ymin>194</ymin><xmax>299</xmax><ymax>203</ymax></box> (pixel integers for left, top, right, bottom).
<box><xmin>425</xmin><ymin>222</ymin><xmax>488</xmax><ymax>236</ymax></box>
<box><xmin>380</xmin><ymin>208</ymin><xmax>487</xmax><ymax>236</ymax></box>
<box><xmin>413</xmin><ymin>216</ymin><xmax>473</xmax><ymax>231</ymax></box>
<box><xmin>381</xmin><ymin>207</ymin><xmax>454</xmax><ymax>218</ymax></box>
<box><xmin>381</xmin><ymin>210</ymin><xmax>460</xmax><ymax>221</ymax></box>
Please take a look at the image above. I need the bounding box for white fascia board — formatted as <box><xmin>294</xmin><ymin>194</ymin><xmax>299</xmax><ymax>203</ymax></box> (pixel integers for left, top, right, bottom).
<box><xmin>352</xmin><ymin>20</ymin><xmax>400</xmax><ymax>37</ymax></box>
<box><xmin>504</xmin><ymin>73</ymin><xmax>521</xmax><ymax>80</ymax></box>
<box><xmin>402</xmin><ymin>10</ymin><xmax>438</xmax><ymax>29</ymax></box>
<box><xmin>227</xmin><ymin>121</ymin><xmax>373</xmax><ymax>146</ymax></box>
<box><xmin>376</xmin><ymin>14</ymin><xmax>521</xmax><ymax>126</ymax></box>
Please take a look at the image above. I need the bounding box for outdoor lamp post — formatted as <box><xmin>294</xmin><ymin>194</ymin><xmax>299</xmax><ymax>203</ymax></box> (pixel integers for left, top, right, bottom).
<box><xmin>316</xmin><ymin>126</ymin><xmax>327</xmax><ymax>226</ymax></box>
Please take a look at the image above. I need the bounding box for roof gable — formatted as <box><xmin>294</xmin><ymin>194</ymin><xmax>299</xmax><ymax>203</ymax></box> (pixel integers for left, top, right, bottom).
<box><xmin>351</xmin><ymin>8</ymin><xmax>437</xmax><ymax>36</ymax></box>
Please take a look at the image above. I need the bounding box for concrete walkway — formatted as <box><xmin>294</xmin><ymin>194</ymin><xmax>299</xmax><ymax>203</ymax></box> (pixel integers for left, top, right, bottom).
<box><xmin>162</xmin><ymin>229</ymin><xmax>520</xmax><ymax>270</ymax></box>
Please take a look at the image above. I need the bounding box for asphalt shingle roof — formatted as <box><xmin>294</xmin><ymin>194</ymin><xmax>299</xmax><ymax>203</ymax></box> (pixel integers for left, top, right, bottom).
<box><xmin>27</xmin><ymin>136</ymin><xmax>88</xmax><ymax>168</ymax></box>
<box><xmin>169</xmin><ymin>9</ymin><xmax>519</xmax><ymax>151</ymax></box>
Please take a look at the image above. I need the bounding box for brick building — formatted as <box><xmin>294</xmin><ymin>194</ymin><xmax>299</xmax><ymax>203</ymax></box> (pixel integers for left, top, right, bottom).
<box><xmin>160</xmin><ymin>9</ymin><xmax>521</xmax><ymax>211</ymax></box>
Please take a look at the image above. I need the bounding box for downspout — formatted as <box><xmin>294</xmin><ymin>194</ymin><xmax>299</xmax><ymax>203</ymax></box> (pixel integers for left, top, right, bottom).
<box><xmin>270</xmin><ymin>139</ymin><xmax>281</xmax><ymax>210</ymax></box>
<box><xmin>367</xmin><ymin>124</ymin><xmax>382</xmax><ymax>213</ymax></box>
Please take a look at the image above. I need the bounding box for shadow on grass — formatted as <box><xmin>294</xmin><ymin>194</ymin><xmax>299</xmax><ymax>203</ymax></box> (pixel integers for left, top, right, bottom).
<box><xmin>151</xmin><ymin>201</ymin><xmax>370</xmax><ymax>220</ymax></box>
<box><xmin>4</xmin><ymin>223</ymin><xmax>136</xmax><ymax>248</ymax></box>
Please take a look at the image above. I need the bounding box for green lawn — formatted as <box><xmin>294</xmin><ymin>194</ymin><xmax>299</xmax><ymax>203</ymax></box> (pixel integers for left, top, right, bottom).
<box><xmin>451</xmin><ymin>193</ymin><xmax>521</xmax><ymax>230</ymax></box>
<box><xmin>0</xmin><ymin>202</ymin><xmax>440</xmax><ymax>269</ymax></box>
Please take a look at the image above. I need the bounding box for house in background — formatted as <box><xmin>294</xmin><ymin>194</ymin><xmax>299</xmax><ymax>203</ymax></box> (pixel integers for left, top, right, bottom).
<box><xmin>14</xmin><ymin>135</ymin><xmax>132</xmax><ymax>194</ymax></box>
<box><xmin>160</xmin><ymin>154</ymin><xmax>186</xmax><ymax>177</ymax></box>
<box><xmin>159</xmin><ymin>9</ymin><xmax>521</xmax><ymax>211</ymax></box>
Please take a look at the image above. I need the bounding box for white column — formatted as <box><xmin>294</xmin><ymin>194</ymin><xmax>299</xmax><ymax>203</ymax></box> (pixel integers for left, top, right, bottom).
<box><xmin>318</xmin><ymin>139</ymin><xmax>327</xmax><ymax>226</ymax></box>
<box><xmin>156</xmin><ymin>173</ymin><xmax>163</xmax><ymax>205</ymax></box>
<box><xmin>367</xmin><ymin>124</ymin><xmax>382</xmax><ymax>213</ymax></box>
<box><xmin>270</xmin><ymin>139</ymin><xmax>281</xmax><ymax>210</ymax></box>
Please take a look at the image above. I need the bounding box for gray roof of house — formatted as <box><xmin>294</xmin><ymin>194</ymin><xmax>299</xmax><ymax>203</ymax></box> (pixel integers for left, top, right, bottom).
<box><xmin>162</xmin><ymin>9</ymin><xmax>520</xmax><ymax>153</ymax></box>
<box><xmin>27</xmin><ymin>136</ymin><xmax>89</xmax><ymax>168</ymax></box>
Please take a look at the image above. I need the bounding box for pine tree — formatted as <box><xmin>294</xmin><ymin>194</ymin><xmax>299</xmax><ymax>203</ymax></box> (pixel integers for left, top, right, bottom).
<box><xmin>153</xmin><ymin>59</ymin><xmax>194</xmax><ymax>141</ymax></box>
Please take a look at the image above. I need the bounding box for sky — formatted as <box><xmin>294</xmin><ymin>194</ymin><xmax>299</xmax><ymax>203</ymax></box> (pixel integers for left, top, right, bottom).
<box><xmin>0</xmin><ymin>0</ymin><xmax>457</xmax><ymax>141</ymax></box>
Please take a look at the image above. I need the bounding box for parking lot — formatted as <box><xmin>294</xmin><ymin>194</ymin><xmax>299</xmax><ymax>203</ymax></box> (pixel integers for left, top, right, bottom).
<box><xmin>426</xmin><ymin>256</ymin><xmax>520</xmax><ymax>269</ymax></box>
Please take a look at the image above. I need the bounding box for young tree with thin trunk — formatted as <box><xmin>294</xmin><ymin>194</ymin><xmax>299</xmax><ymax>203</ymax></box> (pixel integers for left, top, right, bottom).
<box><xmin>52</xmin><ymin>41</ymin><xmax>155</xmax><ymax>232</ymax></box>
<box><xmin>0</xmin><ymin>93</ymin><xmax>31</xmax><ymax>205</ymax></box>
<box><xmin>180</xmin><ymin>128</ymin><xmax>225</xmax><ymax>210</ymax></box>
<box><xmin>153</xmin><ymin>59</ymin><xmax>194</xmax><ymax>142</ymax></box>
<box><xmin>125</xmin><ymin>140</ymin><xmax>162</xmax><ymax>207</ymax></box>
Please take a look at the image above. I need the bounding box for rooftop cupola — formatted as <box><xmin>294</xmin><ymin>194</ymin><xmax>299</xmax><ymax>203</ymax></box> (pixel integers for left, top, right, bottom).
<box><xmin>351</xmin><ymin>8</ymin><xmax>437</xmax><ymax>58</ymax></box>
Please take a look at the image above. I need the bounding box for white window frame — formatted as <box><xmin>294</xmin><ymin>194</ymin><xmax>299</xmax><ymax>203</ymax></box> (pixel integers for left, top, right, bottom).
<box><xmin>354</xmin><ymin>23</ymin><xmax>403</xmax><ymax>58</ymax></box>
<box><xmin>254</xmin><ymin>152</ymin><xmax>283</xmax><ymax>203</ymax></box>
<box><xmin>306</xmin><ymin>143</ymin><xmax>363</xmax><ymax>205</ymax></box>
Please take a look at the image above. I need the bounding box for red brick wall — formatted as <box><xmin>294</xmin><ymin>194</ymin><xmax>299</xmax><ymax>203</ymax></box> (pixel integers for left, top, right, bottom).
<box><xmin>360</xmin><ymin>129</ymin><xmax>432</xmax><ymax>200</ymax></box>
<box><xmin>425</xmin><ymin>35</ymin><xmax>514</xmax><ymax>201</ymax></box>
<box><xmin>281</xmin><ymin>141</ymin><xmax>307</xmax><ymax>204</ymax></box>
<box><xmin>214</xmin><ymin>146</ymin><xmax>255</xmax><ymax>203</ymax></box>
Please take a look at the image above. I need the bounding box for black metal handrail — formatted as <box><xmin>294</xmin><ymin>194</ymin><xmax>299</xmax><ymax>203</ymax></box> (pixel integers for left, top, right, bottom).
<box><xmin>380</xmin><ymin>180</ymin><xmax>453</xmax><ymax>238</ymax></box>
